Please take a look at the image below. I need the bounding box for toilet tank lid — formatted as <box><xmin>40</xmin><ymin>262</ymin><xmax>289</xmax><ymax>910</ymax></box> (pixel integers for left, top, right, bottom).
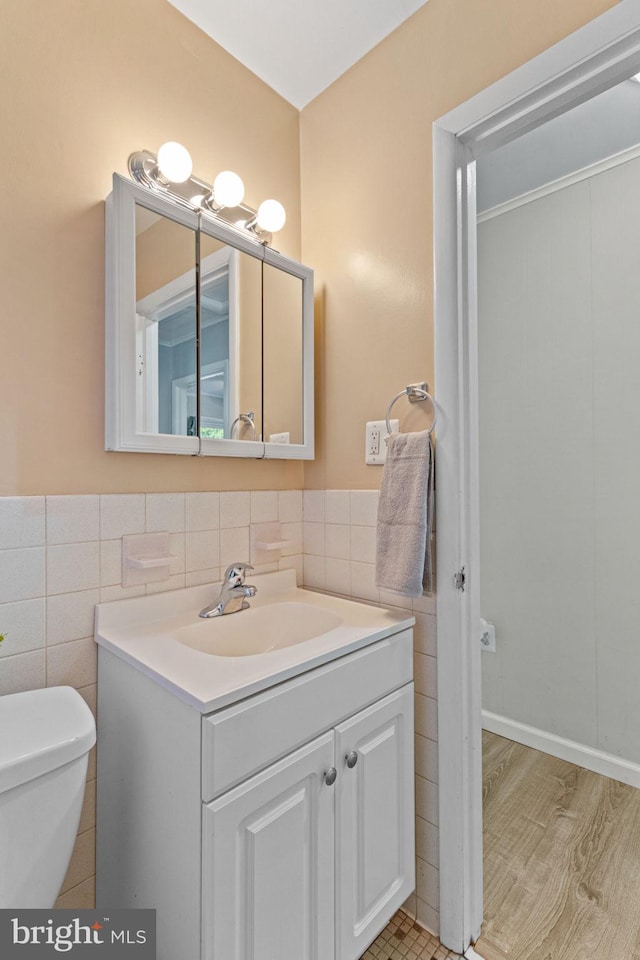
<box><xmin>0</xmin><ymin>686</ymin><xmax>96</xmax><ymax>794</ymax></box>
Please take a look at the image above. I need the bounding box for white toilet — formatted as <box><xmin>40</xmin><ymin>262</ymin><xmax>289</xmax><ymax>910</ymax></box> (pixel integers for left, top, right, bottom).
<box><xmin>0</xmin><ymin>685</ymin><xmax>96</xmax><ymax>907</ymax></box>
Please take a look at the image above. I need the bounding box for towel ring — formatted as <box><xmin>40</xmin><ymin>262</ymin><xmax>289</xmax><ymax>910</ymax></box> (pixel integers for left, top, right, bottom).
<box><xmin>230</xmin><ymin>411</ymin><xmax>257</xmax><ymax>441</ymax></box>
<box><xmin>386</xmin><ymin>382</ymin><xmax>437</xmax><ymax>436</ymax></box>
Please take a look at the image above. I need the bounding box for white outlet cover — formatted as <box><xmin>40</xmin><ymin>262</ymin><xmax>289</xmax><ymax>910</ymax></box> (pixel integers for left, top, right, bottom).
<box><xmin>366</xmin><ymin>419</ymin><xmax>399</xmax><ymax>465</ymax></box>
<box><xmin>480</xmin><ymin>618</ymin><xmax>496</xmax><ymax>652</ymax></box>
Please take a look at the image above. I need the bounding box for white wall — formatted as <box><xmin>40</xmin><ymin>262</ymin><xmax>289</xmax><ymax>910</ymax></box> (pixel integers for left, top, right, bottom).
<box><xmin>478</xmin><ymin>152</ymin><xmax>640</xmax><ymax>766</ymax></box>
<box><xmin>477</xmin><ymin>79</ymin><xmax>640</xmax><ymax>212</ymax></box>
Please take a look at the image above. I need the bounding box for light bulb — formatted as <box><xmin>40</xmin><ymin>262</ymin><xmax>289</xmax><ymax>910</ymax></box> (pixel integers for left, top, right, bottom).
<box><xmin>213</xmin><ymin>170</ymin><xmax>245</xmax><ymax>207</ymax></box>
<box><xmin>256</xmin><ymin>199</ymin><xmax>286</xmax><ymax>233</ymax></box>
<box><xmin>156</xmin><ymin>142</ymin><xmax>193</xmax><ymax>183</ymax></box>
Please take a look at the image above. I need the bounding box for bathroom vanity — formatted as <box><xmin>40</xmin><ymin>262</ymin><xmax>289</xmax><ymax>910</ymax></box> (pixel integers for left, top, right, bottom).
<box><xmin>95</xmin><ymin>571</ymin><xmax>415</xmax><ymax>960</ymax></box>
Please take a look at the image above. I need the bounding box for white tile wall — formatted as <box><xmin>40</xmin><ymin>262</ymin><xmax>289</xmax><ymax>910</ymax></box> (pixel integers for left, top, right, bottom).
<box><xmin>46</xmin><ymin>590</ymin><xmax>99</xmax><ymax>646</ymax></box>
<box><xmin>301</xmin><ymin>489</ymin><xmax>440</xmax><ymax>934</ymax></box>
<box><xmin>0</xmin><ymin>547</ymin><xmax>45</xmax><ymax>603</ymax></box>
<box><xmin>0</xmin><ymin>489</ymin><xmax>437</xmax><ymax>926</ymax></box>
<box><xmin>0</xmin><ymin>490</ymin><xmax>305</xmax><ymax>910</ymax></box>
<box><xmin>325</xmin><ymin>490</ymin><xmax>350</xmax><ymax>524</ymax></box>
<box><xmin>146</xmin><ymin>493</ymin><xmax>185</xmax><ymax>533</ymax></box>
<box><xmin>47</xmin><ymin>543</ymin><xmax>100</xmax><ymax>595</ymax></box>
<box><xmin>325</xmin><ymin>523</ymin><xmax>350</xmax><ymax>560</ymax></box>
<box><xmin>303</xmin><ymin>489</ymin><xmax>325</xmax><ymax>522</ymax></box>
<box><xmin>0</xmin><ymin>497</ymin><xmax>45</xmax><ymax>548</ymax></box>
<box><xmin>186</xmin><ymin>530</ymin><xmax>220</xmax><ymax>573</ymax></box>
<box><xmin>185</xmin><ymin>492</ymin><xmax>219</xmax><ymax>532</ymax></box>
<box><xmin>0</xmin><ymin>598</ymin><xmax>45</xmax><ymax>657</ymax></box>
<box><xmin>250</xmin><ymin>490</ymin><xmax>278</xmax><ymax>523</ymax></box>
<box><xmin>100</xmin><ymin>494</ymin><xmax>145</xmax><ymax>540</ymax></box>
<box><xmin>278</xmin><ymin>490</ymin><xmax>303</xmax><ymax>523</ymax></box>
<box><xmin>220</xmin><ymin>526</ymin><xmax>250</xmax><ymax>568</ymax></box>
<box><xmin>46</xmin><ymin>496</ymin><xmax>100</xmax><ymax>545</ymax></box>
<box><xmin>219</xmin><ymin>491</ymin><xmax>250</xmax><ymax>528</ymax></box>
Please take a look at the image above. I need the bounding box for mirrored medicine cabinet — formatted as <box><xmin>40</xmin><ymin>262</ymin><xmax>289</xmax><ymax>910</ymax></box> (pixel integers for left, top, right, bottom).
<box><xmin>105</xmin><ymin>174</ymin><xmax>314</xmax><ymax>459</ymax></box>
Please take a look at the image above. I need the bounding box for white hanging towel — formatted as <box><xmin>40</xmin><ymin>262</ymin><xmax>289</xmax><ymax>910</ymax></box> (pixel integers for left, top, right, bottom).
<box><xmin>375</xmin><ymin>429</ymin><xmax>434</xmax><ymax>596</ymax></box>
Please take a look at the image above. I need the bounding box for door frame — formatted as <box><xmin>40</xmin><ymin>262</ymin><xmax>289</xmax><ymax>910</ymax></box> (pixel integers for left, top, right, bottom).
<box><xmin>433</xmin><ymin>1</ymin><xmax>640</xmax><ymax>952</ymax></box>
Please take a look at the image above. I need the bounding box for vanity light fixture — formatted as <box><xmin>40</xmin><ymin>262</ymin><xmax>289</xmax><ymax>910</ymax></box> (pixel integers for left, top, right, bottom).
<box><xmin>256</xmin><ymin>199</ymin><xmax>287</xmax><ymax>232</ymax></box>
<box><xmin>209</xmin><ymin>170</ymin><xmax>245</xmax><ymax>209</ymax></box>
<box><xmin>156</xmin><ymin>142</ymin><xmax>193</xmax><ymax>183</ymax></box>
<box><xmin>128</xmin><ymin>144</ymin><xmax>286</xmax><ymax>245</ymax></box>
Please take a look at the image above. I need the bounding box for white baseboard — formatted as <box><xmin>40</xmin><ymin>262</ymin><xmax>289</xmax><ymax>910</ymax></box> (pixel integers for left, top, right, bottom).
<box><xmin>465</xmin><ymin>947</ymin><xmax>486</xmax><ymax>960</ymax></box>
<box><xmin>483</xmin><ymin>710</ymin><xmax>640</xmax><ymax>789</ymax></box>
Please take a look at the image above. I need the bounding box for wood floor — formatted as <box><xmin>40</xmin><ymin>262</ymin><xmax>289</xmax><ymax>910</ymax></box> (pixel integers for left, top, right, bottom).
<box><xmin>476</xmin><ymin>731</ymin><xmax>640</xmax><ymax>960</ymax></box>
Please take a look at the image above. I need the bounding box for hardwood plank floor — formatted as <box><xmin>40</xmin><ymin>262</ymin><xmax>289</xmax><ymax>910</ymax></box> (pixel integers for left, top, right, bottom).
<box><xmin>476</xmin><ymin>731</ymin><xmax>640</xmax><ymax>960</ymax></box>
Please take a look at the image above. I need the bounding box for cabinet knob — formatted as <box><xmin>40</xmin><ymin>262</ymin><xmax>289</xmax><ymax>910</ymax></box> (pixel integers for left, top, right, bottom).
<box><xmin>345</xmin><ymin>751</ymin><xmax>358</xmax><ymax>769</ymax></box>
<box><xmin>324</xmin><ymin>767</ymin><xmax>337</xmax><ymax>786</ymax></box>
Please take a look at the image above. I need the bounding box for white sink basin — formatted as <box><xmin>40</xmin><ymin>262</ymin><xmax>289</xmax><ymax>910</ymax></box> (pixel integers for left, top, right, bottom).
<box><xmin>94</xmin><ymin>570</ymin><xmax>414</xmax><ymax>712</ymax></box>
<box><xmin>175</xmin><ymin>602</ymin><xmax>342</xmax><ymax>657</ymax></box>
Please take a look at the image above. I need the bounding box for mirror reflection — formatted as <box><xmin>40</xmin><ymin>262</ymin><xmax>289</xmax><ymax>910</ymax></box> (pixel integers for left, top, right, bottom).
<box><xmin>263</xmin><ymin>264</ymin><xmax>304</xmax><ymax>445</ymax></box>
<box><xmin>199</xmin><ymin>233</ymin><xmax>262</xmax><ymax>442</ymax></box>
<box><xmin>115</xmin><ymin>186</ymin><xmax>312</xmax><ymax>457</ymax></box>
<box><xmin>135</xmin><ymin>204</ymin><xmax>197</xmax><ymax>437</ymax></box>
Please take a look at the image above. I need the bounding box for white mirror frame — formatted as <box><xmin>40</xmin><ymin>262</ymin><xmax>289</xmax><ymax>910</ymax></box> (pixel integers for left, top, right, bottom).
<box><xmin>105</xmin><ymin>173</ymin><xmax>314</xmax><ymax>460</ymax></box>
<box><xmin>263</xmin><ymin>245</ymin><xmax>314</xmax><ymax>460</ymax></box>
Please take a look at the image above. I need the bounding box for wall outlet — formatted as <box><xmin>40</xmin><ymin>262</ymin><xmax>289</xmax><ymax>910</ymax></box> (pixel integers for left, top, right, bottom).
<box><xmin>365</xmin><ymin>419</ymin><xmax>399</xmax><ymax>465</ymax></box>
<box><xmin>480</xmin><ymin>618</ymin><xmax>496</xmax><ymax>653</ymax></box>
<box><xmin>269</xmin><ymin>432</ymin><xmax>290</xmax><ymax>444</ymax></box>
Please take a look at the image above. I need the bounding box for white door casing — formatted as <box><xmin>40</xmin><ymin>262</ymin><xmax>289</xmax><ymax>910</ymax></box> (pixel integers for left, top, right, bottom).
<box><xmin>433</xmin><ymin>0</ymin><xmax>640</xmax><ymax>952</ymax></box>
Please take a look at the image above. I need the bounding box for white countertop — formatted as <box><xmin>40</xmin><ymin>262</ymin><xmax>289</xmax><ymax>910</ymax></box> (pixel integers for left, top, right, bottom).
<box><xmin>94</xmin><ymin>570</ymin><xmax>414</xmax><ymax>714</ymax></box>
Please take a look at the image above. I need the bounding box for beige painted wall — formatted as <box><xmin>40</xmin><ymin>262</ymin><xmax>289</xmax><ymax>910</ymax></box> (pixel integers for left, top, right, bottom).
<box><xmin>300</xmin><ymin>0</ymin><xmax>616</xmax><ymax>490</ymax></box>
<box><xmin>0</xmin><ymin>0</ymin><xmax>302</xmax><ymax>495</ymax></box>
<box><xmin>0</xmin><ymin>0</ymin><xmax>618</xmax><ymax>497</ymax></box>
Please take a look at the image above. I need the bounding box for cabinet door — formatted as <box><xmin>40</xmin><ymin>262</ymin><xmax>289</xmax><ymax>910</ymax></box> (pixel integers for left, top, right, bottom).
<box><xmin>202</xmin><ymin>730</ymin><xmax>335</xmax><ymax>960</ymax></box>
<box><xmin>336</xmin><ymin>683</ymin><xmax>415</xmax><ymax>960</ymax></box>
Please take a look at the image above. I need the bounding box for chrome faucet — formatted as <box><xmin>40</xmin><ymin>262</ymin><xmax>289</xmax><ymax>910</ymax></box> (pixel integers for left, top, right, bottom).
<box><xmin>199</xmin><ymin>563</ymin><xmax>257</xmax><ymax>618</ymax></box>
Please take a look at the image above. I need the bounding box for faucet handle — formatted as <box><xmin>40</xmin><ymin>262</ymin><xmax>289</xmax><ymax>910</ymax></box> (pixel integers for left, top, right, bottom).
<box><xmin>223</xmin><ymin>562</ymin><xmax>254</xmax><ymax>586</ymax></box>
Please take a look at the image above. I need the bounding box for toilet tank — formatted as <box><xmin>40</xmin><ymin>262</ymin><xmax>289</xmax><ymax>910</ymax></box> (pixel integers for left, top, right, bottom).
<box><xmin>0</xmin><ymin>686</ymin><xmax>96</xmax><ymax>908</ymax></box>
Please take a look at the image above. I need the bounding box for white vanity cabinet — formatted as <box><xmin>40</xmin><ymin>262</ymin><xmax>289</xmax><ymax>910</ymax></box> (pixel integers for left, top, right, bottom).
<box><xmin>202</xmin><ymin>684</ymin><xmax>414</xmax><ymax>960</ymax></box>
<box><xmin>335</xmin><ymin>685</ymin><xmax>415</xmax><ymax>960</ymax></box>
<box><xmin>97</xmin><ymin>617</ymin><xmax>415</xmax><ymax>960</ymax></box>
<box><xmin>203</xmin><ymin>731</ymin><xmax>336</xmax><ymax>960</ymax></box>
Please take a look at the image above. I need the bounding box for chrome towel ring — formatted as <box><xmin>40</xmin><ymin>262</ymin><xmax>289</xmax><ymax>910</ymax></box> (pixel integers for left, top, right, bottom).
<box><xmin>386</xmin><ymin>382</ymin><xmax>437</xmax><ymax>436</ymax></box>
<box><xmin>230</xmin><ymin>411</ymin><xmax>257</xmax><ymax>441</ymax></box>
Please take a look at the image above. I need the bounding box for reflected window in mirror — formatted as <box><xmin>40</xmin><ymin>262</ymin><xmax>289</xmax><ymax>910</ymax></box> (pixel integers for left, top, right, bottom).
<box><xmin>199</xmin><ymin>232</ymin><xmax>262</xmax><ymax>442</ymax></box>
<box><xmin>199</xmin><ymin>244</ymin><xmax>232</xmax><ymax>440</ymax></box>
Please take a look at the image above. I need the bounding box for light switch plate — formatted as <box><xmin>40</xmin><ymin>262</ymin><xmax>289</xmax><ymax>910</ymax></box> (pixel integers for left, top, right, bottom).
<box><xmin>365</xmin><ymin>420</ymin><xmax>399</xmax><ymax>465</ymax></box>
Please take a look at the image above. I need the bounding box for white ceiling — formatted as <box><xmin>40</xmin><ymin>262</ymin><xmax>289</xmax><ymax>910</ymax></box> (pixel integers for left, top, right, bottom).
<box><xmin>167</xmin><ymin>0</ymin><xmax>429</xmax><ymax>109</ymax></box>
